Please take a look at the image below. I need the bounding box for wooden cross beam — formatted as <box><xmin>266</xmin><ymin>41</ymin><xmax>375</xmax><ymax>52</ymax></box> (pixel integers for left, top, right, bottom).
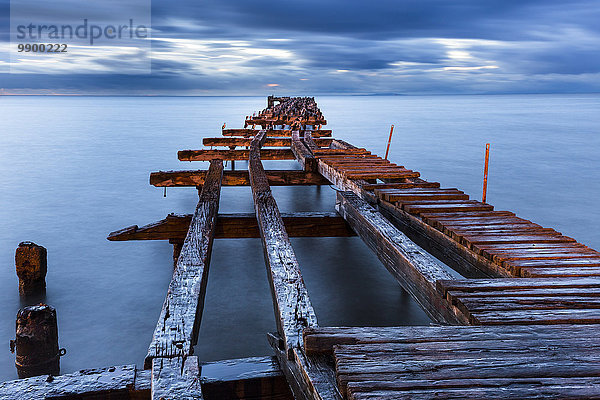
<box><xmin>203</xmin><ymin>137</ymin><xmax>333</xmax><ymax>147</ymax></box>
<box><xmin>149</xmin><ymin>170</ymin><xmax>330</xmax><ymax>187</ymax></box>
<box><xmin>222</xmin><ymin>129</ymin><xmax>332</xmax><ymax>137</ymax></box>
<box><xmin>178</xmin><ymin>149</ymin><xmax>294</xmax><ymax>161</ymax></box>
<box><xmin>0</xmin><ymin>364</ymin><xmax>150</xmax><ymax>399</ymax></box>
<box><xmin>107</xmin><ymin>212</ymin><xmax>356</xmax><ymax>241</ymax></box>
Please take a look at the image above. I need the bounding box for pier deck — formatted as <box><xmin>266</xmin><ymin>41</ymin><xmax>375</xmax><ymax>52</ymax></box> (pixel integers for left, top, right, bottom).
<box><xmin>3</xmin><ymin>96</ymin><xmax>599</xmax><ymax>399</ymax></box>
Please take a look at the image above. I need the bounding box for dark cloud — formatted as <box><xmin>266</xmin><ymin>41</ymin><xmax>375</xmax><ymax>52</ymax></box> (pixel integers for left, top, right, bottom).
<box><xmin>0</xmin><ymin>0</ymin><xmax>599</xmax><ymax>94</ymax></box>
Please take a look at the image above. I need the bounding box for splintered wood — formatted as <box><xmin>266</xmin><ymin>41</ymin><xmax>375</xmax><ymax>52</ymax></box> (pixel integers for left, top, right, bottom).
<box><xmin>248</xmin><ymin>129</ymin><xmax>317</xmax><ymax>351</ymax></box>
<box><xmin>145</xmin><ymin>160</ymin><xmax>223</xmax><ymax>399</ymax></box>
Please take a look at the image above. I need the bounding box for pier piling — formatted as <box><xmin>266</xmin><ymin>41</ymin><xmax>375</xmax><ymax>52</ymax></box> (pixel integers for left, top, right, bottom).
<box><xmin>15</xmin><ymin>242</ymin><xmax>47</xmax><ymax>296</ymax></box>
<box><xmin>10</xmin><ymin>304</ymin><xmax>64</xmax><ymax>378</ymax></box>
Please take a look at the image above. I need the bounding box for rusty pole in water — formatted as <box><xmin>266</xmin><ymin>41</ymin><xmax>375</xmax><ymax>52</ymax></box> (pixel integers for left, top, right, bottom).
<box><xmin>10</xmin><ymin>304</ymin><xmax>65</xmax><ymax>378</ymax></box>
<box><xmin>482</xmin><ymin>143</ymin><xmax>490</xmax><ymax>203</ymax></box>
<box><xmin>384</xmin><ymin>124</ymin><xmax>394</xmax><ymax>160</ymax></box>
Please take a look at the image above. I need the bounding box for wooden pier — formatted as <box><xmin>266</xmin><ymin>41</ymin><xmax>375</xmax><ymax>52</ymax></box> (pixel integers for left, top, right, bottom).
<box><xmin>3</xmin><ymin>96</ymin><xmax>600</xmax><ymax>399</ymax></box>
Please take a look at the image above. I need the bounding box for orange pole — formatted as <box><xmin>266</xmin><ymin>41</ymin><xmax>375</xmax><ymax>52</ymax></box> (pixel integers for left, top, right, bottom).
<box><xmin>482</xmin><ymin>143</ymin><xmax>490</xmax><ymax>203</ymax></box>
<box><xmin>384</xmin><ymin>124</ymin><xmax>394</xmax><ymax>160</ymax></box>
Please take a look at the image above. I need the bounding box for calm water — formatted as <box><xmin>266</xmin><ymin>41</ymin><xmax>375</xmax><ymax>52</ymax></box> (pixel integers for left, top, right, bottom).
<box><xmin>0</xmin><ymin>94</ymin><xmax>598</xmax><ymax>381</ymax></box>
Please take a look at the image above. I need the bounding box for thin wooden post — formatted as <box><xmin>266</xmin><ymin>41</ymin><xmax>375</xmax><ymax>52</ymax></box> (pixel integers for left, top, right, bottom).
<box><xmin>384</xmin><ymin>124</ymin><xmax>394</xmax><ymax>160</ymax></box>
<box><xmin>10</xmin><ymin>304</ymin><xmax>65</xmax><ymax>378</ymax></box>
<box><xmin>482</xmin><ymin>143</ymin><xmax>490</xmax><ymax>203</ymax></box>
<box><xmin>15</xmin><ymin>242</ymin><xmax>47</xmax><ymax>296</ymax></box>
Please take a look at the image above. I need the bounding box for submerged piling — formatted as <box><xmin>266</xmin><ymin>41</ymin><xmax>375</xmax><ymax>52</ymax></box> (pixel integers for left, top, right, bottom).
<box><xmin>10</xmin><ymin>304</ymin><xmax>65</xmax><ymax>378</ymax></box>
<box><xmin>15</xmin><ymin>242</ymin><xmax>47</xmax><ymax>296</ymax></box>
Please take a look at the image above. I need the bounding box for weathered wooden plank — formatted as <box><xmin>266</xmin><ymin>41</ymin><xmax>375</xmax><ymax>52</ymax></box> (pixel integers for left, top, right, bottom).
<box><xmin>437</xmin><ymin>278</ymin><xmax>600</xmax><ymax>295</ymax></box>
<box><xmin>457</xmin><ymin>296</ymin><xmax>600</xmax><ymax>311</ymax></box>
<box><xmin>304</xmin><ymin>325</ymin><xmax>600</xmax><ymax>355</ymax></box>
<box><xmin>364</xmin><ymin>182</ymin><xmax>441</xmax><ymax>190</ymax></box>
<box><xmin>222</xmin><ymin>129</ymin><xmax>332</xmax><ymax>137</ymax></box>
<box><xmin>203</xmin><ymin>137</ymin><xmax>333</xmax><ymax>148</ymax></box>
<box><xmin>150</xmin><ymin>170</ymin><xmax>329</xmax><ymax>187</ymax></box>
<box><xmin>145</xmin><ymin>160</ymin><xmax>223</xmax><ymax>368</ymax></box>
<box><xmin>521</xmin><ymin>267</ymin><xmax>600</xmax><ymax>278</ymax></box>
<box><xmin>346</xmin><ymin>377</ymin><xmax>600</xmax><ymax>394</ymax></box>
<box><xmin>244</xmin><ymin>118</ymin><xmax>328</xmax><ymax>127</ymax></box>
<box><xmin>446</xmin><ymin>288</ymin><xmax>600</xmax><ymax>298</ymax></box>
<box><xmin>344</xmin><ymin>171</ymin><xmax>420</xmax><ymax>180</ymax></box>
<box><xmin>0</xmin><ymin>364</ymin><xmax>150</xmax><ymax>400</ymax></box>
<box><xmin>506</xmin><ymin>257</ymin><xmax>600</xmax><ymax>267</ymax></box>
<box><xmin>178</xmin><ymin>149</ymin><xmax>294</xmax><ymax>161</ymax></box>
<box><xmin>291</xmin><ymin>130</ymin><xmax>317</xmax><ymax>172</ymax></box>
<box><xmin>335</xmin><ymin>191</ymin><xmax>458</xmax><ymax>324</ymax></box>
<box><xmin>470</xmin><ymin>308</ymin><xmax>600</xmax><ymax>325</ymax></box>
<box><xmin>152</xmin><ymin>356</ymin><xmax>201</xmax><ymax>399</ymax></box>
<box><xmin>349</xmin><ymin>386</ymin><xmax>600</xmax><ymax>400</ymax></box>
<box><xmin>403</xmin><ymin>201</ymin><xmax>493</xmax><ymax>214</ymax></box>
<box><xmin>248</xmin><ymin>130</ymin><xmax>317</xmax><ymax>353</ymax></box>
<box><xmin>107</xmin><ymin>212</ymin><xmax>356</xmax><ymax>241</ymax></box>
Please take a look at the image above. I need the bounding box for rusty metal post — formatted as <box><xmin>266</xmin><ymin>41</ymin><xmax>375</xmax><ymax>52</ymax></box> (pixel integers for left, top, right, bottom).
<box><xmin>10</xmin><ymin>304</ymin><xmax>65</xmax><ymax>378</ymax></box>
<box><xmin>15</xmin><ymin>242</ymin><xmax>47</xmax><ymax>296</ymax></box>
<box><xmin>384</xmin><ymin>124</ymin><xmax>395</xmax><ymax>160</ymax></box>
<box><xmin>482</xmin><ymin>143</ymin><xmax>490</xmax><ymax>203</ymax></box>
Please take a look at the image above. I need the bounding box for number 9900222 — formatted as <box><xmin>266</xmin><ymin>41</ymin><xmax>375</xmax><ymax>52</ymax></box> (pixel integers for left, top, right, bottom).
<box><xmin>17</xmin><ymin>43</ymin><xmax>67</xmax><ymax>52</ymax></box>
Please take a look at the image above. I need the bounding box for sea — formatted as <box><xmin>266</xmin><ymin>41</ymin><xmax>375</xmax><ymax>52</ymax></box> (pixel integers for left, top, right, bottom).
<box><xmin>0</xmin><ymin>94</ymin><xmax>598</xmax><ymax>381</ymax></box>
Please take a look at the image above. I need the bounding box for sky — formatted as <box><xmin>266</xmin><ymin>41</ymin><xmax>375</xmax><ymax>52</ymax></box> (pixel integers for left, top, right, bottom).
<box><xmin>0</xmin><ymin>0</ymin><xmax>599</xmax><ymax>95</ymax></box>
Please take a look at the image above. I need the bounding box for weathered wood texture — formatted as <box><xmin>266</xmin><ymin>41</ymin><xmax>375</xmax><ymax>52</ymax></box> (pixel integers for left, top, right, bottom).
<box><xmin>200</xmin><ymin>356</ymin><xmax>293</xmax><ymax>400</ymax></box>
<box><xmin>0</xmin><ymin>364</ymin><xmax>150</xmax><ymax>400</ymax></box>
<box><xmin>15</xmin><ymin>241</ymin><xmax>47</xmax><ymax>295</ymax></box>
<box><xmin>179</xmin><ymin>149</ymin><xmax>294</xmax><ymax>161</ymax></box>
<box><xmin>150</xmin><ymin>170</ymin><xmax>329</xmax><ymax>187</ymax></box>
<box><xmin>248</xmin><ymin>130</ymin><xmax>317</xmax><ymax>353</ymax></box>
<box><xmin>222</xmin><ymin>129</ymin><xmax>332</xmax><ymax>138</ymax></box>
<box><xmin>335</xmin><ymin>191</ymin><xmax>459</xmax><ymax>324</ymax></box>
<box><xmin>438</xmin><ymin>277</ymin><xmax>600</xmax><ymax>325</ymax></box>
<box><xmin>268</xmin><ymin>333</ymin><xmax>343</xmax><ymax>400</ymax></box>
<box><xmin>290</xmin><ymin>130</ymin><xmax>317</xmax><ymax>172</ymax></box>
<box><xmin>145</xmin><ymin>160</ymin><xmax>223</xmax><ymax>368</ymax></box>
<box><xmin>152</xmin><ymin>356</ymin><xmax>201</xmax><ymax>400</ymax></box>
<box><xmin>303</xmin><ymin>325</ymin><xmax>600</xmax><ymax>399</ymax></box>
<box><xmin>203</xmin><ymin>137</ymin><xmax>332</xmax><ymax>148</ymax></box>
<box><xmin>108</xmin><ymin>212</ymin><xmax>355</xmax><ymax>241</ymax></box>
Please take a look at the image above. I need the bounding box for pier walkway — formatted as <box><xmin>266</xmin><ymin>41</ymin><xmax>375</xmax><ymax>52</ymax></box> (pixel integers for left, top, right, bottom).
<box><xmin>2</xmin><ymin>96</ymin><xmax>599</xmax><ymax>399</ymax></box>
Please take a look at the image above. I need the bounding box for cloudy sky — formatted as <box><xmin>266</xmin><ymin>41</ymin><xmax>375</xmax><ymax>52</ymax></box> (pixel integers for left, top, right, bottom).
<box><xmin>1</xmin><ymin>0</ymin><xmax>599</xmax><ymax>95</ymax></box>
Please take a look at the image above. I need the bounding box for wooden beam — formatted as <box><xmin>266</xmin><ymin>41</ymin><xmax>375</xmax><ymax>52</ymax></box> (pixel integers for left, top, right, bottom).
<box><xmin>244</xmin><ymin>118</ymin><xmax>328</xmax><ymax>127</ymax></box>
<box><xmin>145</xmin><ymin>159</ymin><xmax>223</xmax><ymax>369</ymax></box>
<box><xmin>107</xmin><ymin>212</ymin><xmax>356</xmax><ymax>241</ymax></box>
<box><xmin>150</xmin><ymin>170</ymin><xmax>330</xmax><ymax>187</ymax></box>
<box><xmin>203</xmin><ymin>137</ymin><xmax>333</xmax><ymax>147</ymax></box>
<box><xmin>178</xmin><ymin>149</ymin><xmax>294</xmax><ymax>161</ymax></box>
<box><xmin>222</xmin><ymin>129</ymin><xmax>332</xmax><ymax>137</ymax></box>
<box><xmin>0</xmin><ymin>364</ymin><xmax>150</xmax><ymax>400</ymax></box>
<box><xmin>248</xmin><ymin>129</ymin><xmax>317</xmax><ymax>353</ymax></box>
<box><xmin>335</xmin><ymin>191</ymin><xmax>460</xmax><ymax>324</ymax></box>
<box><xmin>152</xmin><ymin>356</ymin><xmax>201</xmax><ymax>400</ymax></box>
<box><xmin>291</xmin><ymin>130</ymin><xmax>317</xmax><ymax>172</ymax></box>
<box><xmin>249</xmin><ymin>130</ymin><xmax>340</xmax><ymax>400</ymax></box>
